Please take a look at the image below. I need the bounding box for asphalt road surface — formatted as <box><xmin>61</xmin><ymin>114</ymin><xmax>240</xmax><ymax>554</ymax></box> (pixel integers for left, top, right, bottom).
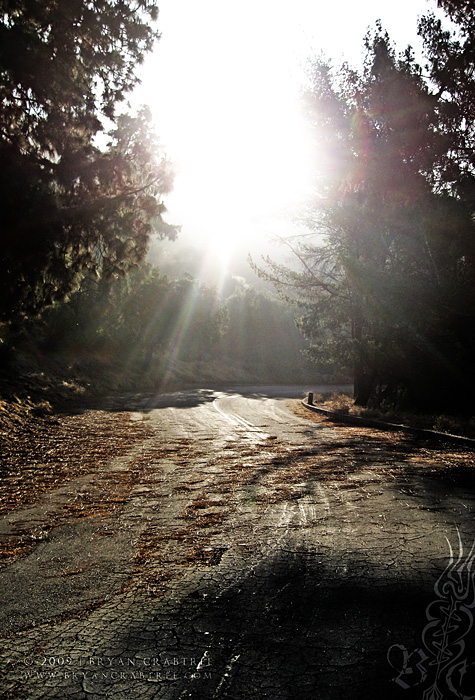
<box><xmin>1</xmin><ymin>386</ymin><xmax>475</xmax><ymax>699</ymax></box>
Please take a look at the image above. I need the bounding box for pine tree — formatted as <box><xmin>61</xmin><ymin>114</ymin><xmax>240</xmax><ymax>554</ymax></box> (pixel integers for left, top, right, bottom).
<box><xmin>0</xmin><ymin>1</ymin><xmax>176</xmax><ymax>321</ymax></box>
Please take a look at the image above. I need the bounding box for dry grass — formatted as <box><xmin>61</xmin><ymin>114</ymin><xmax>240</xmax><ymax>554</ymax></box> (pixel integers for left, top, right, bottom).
<box><xmin>302</xmin><ymin>391</ymin><xmax>475</xmax><ymax>439</ymax></box>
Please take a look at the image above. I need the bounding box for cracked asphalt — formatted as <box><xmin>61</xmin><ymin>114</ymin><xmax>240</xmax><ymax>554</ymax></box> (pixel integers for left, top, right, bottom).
<box><xmin>1</xmin><ymin>386</ymin><xmax>475</xmax><ymax>699</ymax></box>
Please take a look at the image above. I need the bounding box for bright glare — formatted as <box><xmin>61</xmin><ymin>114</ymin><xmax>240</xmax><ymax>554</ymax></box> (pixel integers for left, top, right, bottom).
<box><xmin>165</xmin><ymin>93</ymin><xmax>315</xmax><ymax>261</ymax></box>
<box><xmin>133</xmin><ymin>0</ymin><xmax>432</xmax><ymax>259</ymax></box>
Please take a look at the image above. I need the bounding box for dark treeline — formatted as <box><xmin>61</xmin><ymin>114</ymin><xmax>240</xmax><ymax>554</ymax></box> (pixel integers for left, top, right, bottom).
<box><xmin>257</xmin><ymin>0</ymin><xmax>475</xmax><ymax>413</ymax></box>
<box><xmin>2</xmin><ymin>264</ymin><xmax>314</xmax><ymax>392</ymax></box>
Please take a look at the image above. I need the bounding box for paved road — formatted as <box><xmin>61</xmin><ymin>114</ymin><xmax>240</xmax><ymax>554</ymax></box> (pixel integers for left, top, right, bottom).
<box><xmin>1</xmin><ymin>387</ymin><xmax>475</xmax><ymax>699</ymax></box>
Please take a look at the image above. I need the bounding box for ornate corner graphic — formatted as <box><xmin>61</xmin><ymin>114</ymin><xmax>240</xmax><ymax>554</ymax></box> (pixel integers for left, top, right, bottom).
<box><xmin>388</xmin><ymin>533</ymin><xmax>475</xmax><ymax>699</ymax></box>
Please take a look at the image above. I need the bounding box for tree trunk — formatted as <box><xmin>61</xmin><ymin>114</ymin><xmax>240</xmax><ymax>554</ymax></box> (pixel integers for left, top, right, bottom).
<box><xmin>352</xmin><ymin>300</ymin><xmax>374</xmax><ymax>406</ymax></box>
<box><xmin>354</xmin><ymin>361</ymin><xmax>374</xmax><ymax>406</ymax></box>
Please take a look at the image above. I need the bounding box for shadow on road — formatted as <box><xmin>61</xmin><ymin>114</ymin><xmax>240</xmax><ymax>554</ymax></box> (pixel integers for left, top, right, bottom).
<box><xmin>61</xmin><ymin>384</ymin><xmax>353</xmax><ymax>414</ymax></box>
<box><xmin>64</xmin><ymin>388</ymin><xmax>221</xmax><ymax>414</ymax></box>
<box><xmin>109</xmin><ymin>549</ymin><xmax>456</xmax><ymax>700</ymax></box>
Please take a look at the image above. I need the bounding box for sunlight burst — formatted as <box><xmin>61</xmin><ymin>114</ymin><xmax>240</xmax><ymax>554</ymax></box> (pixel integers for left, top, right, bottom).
<box><xmin>135</xmin><ymin>0</ymin><xmax>317</xmax><ymax>256</ymax></box>
<box><xmin>134</xmin><ymin>0</ymin><xmax>431</xmax><ymax>259</ymax></box>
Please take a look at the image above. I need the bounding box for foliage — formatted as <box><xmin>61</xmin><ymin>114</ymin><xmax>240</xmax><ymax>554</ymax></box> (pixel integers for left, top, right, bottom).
<box><xmin>419</xmin><ymin>5</ymin><xmax>475</xmax><ymax>205</ymax></box>
<box><xmin>220</xmin><ymin>286</ymin><xmax>315</xmax><ymax>381</ymax></box>
<box><xmin>258</xmin><ymin>9</ymin><xmax>475</xmax><ymax>412</ymax></box>
<box><xmin>6</xmin><ymin>263</ymin><xmax>316</xmax><ymax>392</ymax></box>
<box><xmin>37</xmin><ymin>265</ymin><xmax>226</xmax><ymax>373</ymax></box>
<box><xmin>0</xmin><ymin>0</ymin><xmax>176</xmax><ymax>322</ymax></box>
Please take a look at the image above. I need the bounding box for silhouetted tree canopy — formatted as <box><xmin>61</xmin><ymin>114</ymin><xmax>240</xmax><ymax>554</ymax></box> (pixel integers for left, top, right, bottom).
<box><xmin>257</xmin><ymin>5</ymin><xmax>475</xmax><ymax>412</ymax></box>
<box><xmin>437</xmin><ymin>0</ymin><xmax>475</xmax><ymax>26</ymax></box>
<box><xmin>0</xmin><ymin>0</ymin><xmax>176</xmax><ymax>321</ymax></box>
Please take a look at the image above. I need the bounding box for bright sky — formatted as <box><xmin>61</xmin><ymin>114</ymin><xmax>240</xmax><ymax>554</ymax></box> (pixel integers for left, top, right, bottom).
<box><xmin>133</xmin><ymin>0</ymin><xmax>441</xmax><ymax>262</ymax></box>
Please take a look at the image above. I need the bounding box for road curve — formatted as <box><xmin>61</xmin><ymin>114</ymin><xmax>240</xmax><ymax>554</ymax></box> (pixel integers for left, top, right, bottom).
<box><xmin>1</xmin><ymin>387</ymin><xmax>475</xmax><ymax>700</ymax></box>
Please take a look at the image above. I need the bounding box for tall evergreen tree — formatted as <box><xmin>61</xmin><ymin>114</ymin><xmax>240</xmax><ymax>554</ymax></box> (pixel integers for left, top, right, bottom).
<box><xmin>0</xmin><ymin>0</ymin><xmax>176</xmax><ymax>321</ymax></box>
<box><xmin>259</xmin><ymin>12</ymin><xmax>475</xmax><ymax>411</ymax></box>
